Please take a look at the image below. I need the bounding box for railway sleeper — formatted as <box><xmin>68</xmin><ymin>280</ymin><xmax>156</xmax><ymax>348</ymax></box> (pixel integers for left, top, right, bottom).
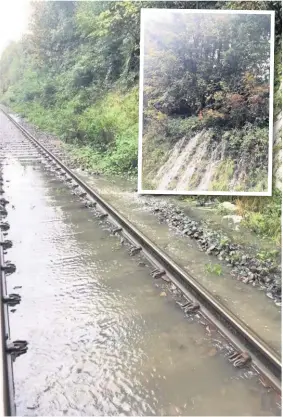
<box><xmin>228</xmin><ymin>351</ymin><xmax>251</xmax><ymax>368</ymax></box>
<box><xmin>99</xmin><ymin>213</ymin><xmax>108</xmax><ymax>220</ymax></box>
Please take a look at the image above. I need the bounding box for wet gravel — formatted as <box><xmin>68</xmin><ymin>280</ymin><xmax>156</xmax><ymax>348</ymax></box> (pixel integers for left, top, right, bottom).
<box><xmin>8</xmin><ymin>111</ymin><xmax>282</xmax><ymax>307</ymax></box>
<box><xmin>141</xmin><ymin>199</ymin><xmax>281</xmax><ymax>306</ymax></box>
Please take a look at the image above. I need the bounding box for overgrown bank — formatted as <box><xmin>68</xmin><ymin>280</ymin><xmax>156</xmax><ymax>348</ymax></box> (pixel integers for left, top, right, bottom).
<box><xmin>0</xmin><ymin>1</ymin><xmax>281</xmax><ymax>241</ymax></box>
<box><xmin>142</xmin><ymin>121</ymin><xmax>270</xmax><ymax>192</ymax></box>
<box><xmin>141</xmin><ymin>11</ymin><xmax>273</xmax><ymax>192</ymax></box>
<box><xmin>7</xmin><ymin>88</ymin><xmax>139</xmax><ymax>175</ymax></box>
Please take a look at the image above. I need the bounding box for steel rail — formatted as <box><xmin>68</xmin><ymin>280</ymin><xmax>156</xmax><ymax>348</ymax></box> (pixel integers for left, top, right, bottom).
<box><xmin>2</xmin><ymin>108</ymin><xmax>281</xmax><ymax>392</ymax></box>
<box><xmin>0</xmin><ymin>209</ymin><xmax>16</xmax><ymax>414</ymax></box>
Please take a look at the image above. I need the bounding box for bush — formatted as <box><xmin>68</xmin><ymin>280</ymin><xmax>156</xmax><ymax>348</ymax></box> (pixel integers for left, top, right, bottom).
<box><xmin>165</xmin><ymin>116</ymin><xmax>201</xmax><ymax>140</ymax></box>
<box><xmin>236</xmin><ymin>189</ymin><xmax>282</xmax><ymax>243</ymax></box>
<box><xmin>78</xmin><ymin>88</ymin><xmax>138</xmax><ymax>153</ymax></box>
<box><xmin>202</xmin><ymin>109</ymin><xmax>226</xmax><ymax>127</ymax></box>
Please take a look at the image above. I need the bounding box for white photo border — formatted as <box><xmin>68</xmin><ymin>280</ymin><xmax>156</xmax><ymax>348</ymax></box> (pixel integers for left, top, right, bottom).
<box><xmin>138</xmin><ymin>8</ymin><xmax>276</xmax><ymax>197</ymax></box>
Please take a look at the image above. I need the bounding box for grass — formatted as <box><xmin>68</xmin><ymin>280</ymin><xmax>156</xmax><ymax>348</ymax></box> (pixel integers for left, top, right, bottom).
<box><xmin>235</xmin><ymin>190</ymin><xmax>282</xmax><ymax>245</ymax></box>
<box><xmin>141</xmin><ymin>133</ymin><xmax>171</xmax><ymax>183</ymax></box>
<box><xmin>257</xmin><ymin>249</ymin><xmax>280</xmax><ymax>262</ymax></box>
<box><xmin>67</xmin><ymin>145</ymin><xmax>107</xmax><ymax>173</ymax></box>
<box><xmin>211</xmin><ymin>159</ymin><xmax>235</xmax><ymax>191</ymax></box>
<box><xmin>205</xmin><ymin>263</ymin><xmax>223</xmax><ymax>276</ymax></box>
<box><xmin>220</xmin><ymin>237</ymin><xmax>229</xmax><ymax>246</ymax></box>
<box><xmin>274</xmin><ymin>46</ymin><xmax>282</xmax><ymax>117</ymax></box>
<box><xmin>165</xmin><ymin>116</ymin><xmax>201</xmax><ymax>141</ymax></box>
<box><xmin>243</xmin><ymin>211</ymin><xmax>281</xmax><ymax>244</ymax></box>
<box><xmin>216</xmin><ymin>204</ymin><xmax>234</xmax><ymax>216</ymax></box>
<box><xmin>187</xmin><ymin>170</ymin><xmax>202</xmax><ymax>189</ymax></box>
<box><xmin>5</xmin><ymin>88</ymin><xmax>139</xmax><ymax>176</ymax></box>
<box><xmin>229</xmin><ymin>251</ymin><xmax>242</xmax><ymax>263</ymax></box>
<box><xmin>141</xmin><ymin>178</ymin><xmax>156</xmax><ymax>190</ymax></box>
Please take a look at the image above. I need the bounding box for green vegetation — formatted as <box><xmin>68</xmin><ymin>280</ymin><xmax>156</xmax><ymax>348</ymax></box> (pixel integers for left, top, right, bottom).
<box><xmin>211</xmin><ymin>159</ymin><xmax>235</xmax><ymax>191</ymax></box>
<box><xmin>220</xmin><ymin>237</ymin><xmax>229</xmax><ymax>246</ymax></box>
<box><xmin>257</xmin><ymin>249</ymin><xmax>279</xmax><ymax>262</ymax></box>
<box><xmin>243</xmin><ymin>211</ymin><xmax>281</xmax><ymax>244</ymax></box>
<box><xmin>143</xmin><ymin>13</ymin><xmax>271</xmax><ymax>127</ymax></box>
<box><xmin>141</xmin><ymin>130</ymin><xmax>171</xmax><ymax>183</ymax></box>
<box><xmin>0</xmin><ymin>1</ymin><xmax>221</xmax><ymax>175</ymax></box>
<box><xmin>229</xmin><ymin>251</ymin><xmax>242</xmax><ymax>263</ymax></box>
<box><xmin>0</xmin><ymin>1</ymin><xmax>281</xmax><ymax>241</ymax></box>
<box><xmin>236</xmin><ymin>189</ymin><xmax>282</xmax><ymax>244</ymax></box>
<box><xmin>205</xmin><ymin>263</ymin><xmax>223</xmax><ymax>276</ymax></box>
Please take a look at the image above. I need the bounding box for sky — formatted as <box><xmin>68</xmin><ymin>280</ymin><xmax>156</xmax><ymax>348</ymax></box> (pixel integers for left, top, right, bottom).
<box><xmin>0</xmin><ymin>0</ymin><xmax>31</xmax><ymax>57</ymax></box>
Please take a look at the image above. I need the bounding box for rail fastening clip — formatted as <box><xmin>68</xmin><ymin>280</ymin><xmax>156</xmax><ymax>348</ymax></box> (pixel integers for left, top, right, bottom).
<box><xmin>0</xmin><ymin>207</ymin><xmax>8</xmax><ymax>216</ymax></box>
<box><xmin>0</xmin><ymin>240</ymin><xmax>13</xmax><ymax>250</ymax></box>
<box><xmin>2</xmin><ymin>294</ymin><xmax>21</xmax><ymax>306</ymax></box>
<box><xmin>1</xmin><ymin>263</ymin><xmax>16</xmax><ymax>275</ymax></box>
<box><xmin>0</xmin><ymin>222</ymin><xmax>10</xmax><ymax>231</ymax></box>
<box><xmin>6</xmin><ymin>340</ymin><xmax>28</xmax><ymax>358</ymax></box>
<box><xmin>0</xmin><ymin>198</ymin><xmax>9</xmax><ymax>206</ymax></box>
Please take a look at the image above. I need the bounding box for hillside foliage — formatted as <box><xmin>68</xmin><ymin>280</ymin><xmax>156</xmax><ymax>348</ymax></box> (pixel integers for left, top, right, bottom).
<box><xmin>141</xmin><ymin>9</ymin><xmax>280</xmax><ymax>193</ymax></box>
<box><xmin>143</xmin><ymin>12</ymin><xmax>270</xmax><ymax>126</ymax></box>
<box><xmin>0</xmin><ymin>1</ymin><xmax>281</xmax><ymax>174</ymax></box>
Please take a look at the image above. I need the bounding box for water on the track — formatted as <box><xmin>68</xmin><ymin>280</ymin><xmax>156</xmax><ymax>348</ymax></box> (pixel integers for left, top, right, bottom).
<box><xmin>75</xmin><ymin>172</ymin><xmax>281</xmax><ymax>354</ymax></box>
<box><xmin>0</xmin><ymin>113</ymin><xmax>281</xmax><ymax>416</ymax></box>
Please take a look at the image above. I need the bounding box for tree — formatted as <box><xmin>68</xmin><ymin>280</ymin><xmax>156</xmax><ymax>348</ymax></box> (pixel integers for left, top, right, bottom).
<box><xmin>143</xmin><ymin>11</ymin><xmax>271</xmax><ymax>127</ymax></box>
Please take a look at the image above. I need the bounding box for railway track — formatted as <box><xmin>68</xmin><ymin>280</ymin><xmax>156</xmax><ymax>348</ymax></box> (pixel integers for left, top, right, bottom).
<box><xmin>0</xmin><ymin>108</ymin><xmax>281</xmax><ymax>409</ymax></box>
<box><xmin>0</xmin><ymin>210</ymin><xmax>17</xmax><ymax>416</ymax></box>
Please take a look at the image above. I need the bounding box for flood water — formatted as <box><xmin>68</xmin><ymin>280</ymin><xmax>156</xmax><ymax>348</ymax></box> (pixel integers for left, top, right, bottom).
<box><xmin>0</xmin><ymin>113</ymin><xmax>281</xmax><ymax>416</ymax></box>
<box><xmin>74</xmin><ymin>172</ymin><xmax>281</xmax><ymax>355</ymax></box>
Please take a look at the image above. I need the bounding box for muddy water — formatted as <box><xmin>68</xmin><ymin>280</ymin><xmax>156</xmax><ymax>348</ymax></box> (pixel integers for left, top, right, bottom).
<box><xmin>0</xmin><ymin>113</ymin><xmax>281</xmax><ymax>416</ymax></box>
<box><xmin>74</xmin><ymin>173</ymin><xmax>281</xmax><ymax>354</ymax></box>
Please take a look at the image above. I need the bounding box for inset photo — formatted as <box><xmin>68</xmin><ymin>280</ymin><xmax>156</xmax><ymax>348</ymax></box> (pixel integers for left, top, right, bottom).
<box><xmin>138</xmin><ymin>9</ymin><xmax>275</xmax><ymax>195</ymax></box>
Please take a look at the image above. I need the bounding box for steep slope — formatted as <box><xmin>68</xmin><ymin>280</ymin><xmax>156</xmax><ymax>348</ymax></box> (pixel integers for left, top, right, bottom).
<box><xmin>143</xmin><ymin>127</ymin><xmax>269</xmax><ymax>192</ymax></box>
